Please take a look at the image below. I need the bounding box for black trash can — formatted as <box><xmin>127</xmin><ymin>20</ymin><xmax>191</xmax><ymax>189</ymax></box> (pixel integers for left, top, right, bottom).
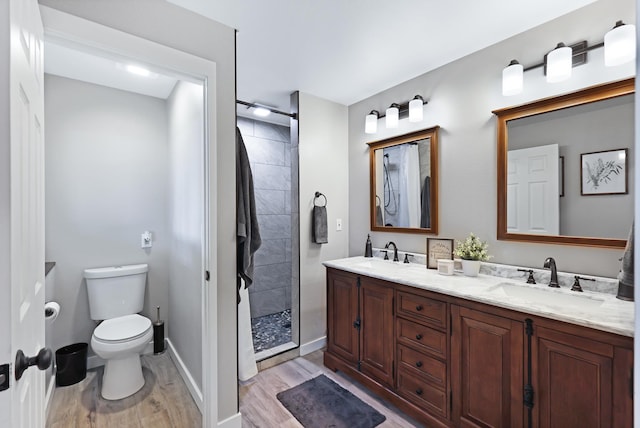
<box><xmin>55</xmin><ymin>343</ymin><xmax>88</xmax><ymax>387</ymax></box>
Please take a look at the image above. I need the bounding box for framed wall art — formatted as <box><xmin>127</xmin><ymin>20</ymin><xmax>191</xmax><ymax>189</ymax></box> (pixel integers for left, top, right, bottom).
<box><xmin>580</xmin><ymin>148</ymin><xmax>628</xmax><ymax>196</ymax></box>
<box><xmin>426</xmin><ymin>238</ymin><xmax>453</xmax><ymax>269</ymax></box>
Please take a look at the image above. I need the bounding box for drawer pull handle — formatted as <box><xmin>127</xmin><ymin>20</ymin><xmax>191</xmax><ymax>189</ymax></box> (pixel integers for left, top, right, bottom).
<box><xmin>416</xmin><ymin>305</ymin><xmax>423</xmax><ymax>311</ymax></box>
<box><xmin>416</xmin><ymin>388</ymin><xmax>423</xmax><ymax>396</ymax></box>
<box><xmin>416</xmin><ymin>334</ymin><xmax>423</xmax><ymax>340</ymax></box>
<box><xmin>416</xmin><ymin>361</ymin><xmax>423</xmax><ymax>368</ymax></box>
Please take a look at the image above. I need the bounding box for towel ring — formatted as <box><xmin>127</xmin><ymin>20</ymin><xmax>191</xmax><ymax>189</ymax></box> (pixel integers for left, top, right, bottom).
<box><xmin>314</xmin><ymin>191</ymin><xmax>327</xmax><ymax>207</ymax></box>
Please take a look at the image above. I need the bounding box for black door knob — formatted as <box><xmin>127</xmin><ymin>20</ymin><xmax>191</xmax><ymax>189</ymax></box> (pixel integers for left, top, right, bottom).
<box><xmin>416</xmin><ymin>334</ymin><xmax>423</xmax><ymax>340</ymax></box>
<box><xmin>416</xmin><ymin>388</ymin><xmax>423</xmax><ymax>395</ymax></box>
<box><xmin>416</xmin><ymin>305</ymin><xmax>423</xmax><ymax>311</ymax></box>
<box><xmin>15</xmin><ymin>348</ymin><xmax>52</xmax><ymax>381</ymax></box>
<box><xmin>416</xmin><ymin>361</ymin><xmax>423</xmax><ymax>368</ymax></box>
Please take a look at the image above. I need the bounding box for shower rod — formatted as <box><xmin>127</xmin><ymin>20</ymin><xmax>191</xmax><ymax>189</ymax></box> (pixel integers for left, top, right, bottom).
<box><xmin>236</xmin><ymin>99</ymin><xmax>298</xmax><ymax>120</ymax></box>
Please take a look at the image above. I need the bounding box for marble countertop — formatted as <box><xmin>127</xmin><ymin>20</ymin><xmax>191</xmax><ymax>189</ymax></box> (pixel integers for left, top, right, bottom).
<box><xmin>324</xmin><ymin>256</ymin><xmax>634</xmax><ymax>337</ymax></box>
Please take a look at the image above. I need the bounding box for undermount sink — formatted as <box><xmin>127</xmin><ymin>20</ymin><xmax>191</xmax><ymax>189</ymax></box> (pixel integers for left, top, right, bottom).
<box><xmin>487</xmin><ymin>282</ymin><xmax>605</xmax><ymax>309</ymax></box>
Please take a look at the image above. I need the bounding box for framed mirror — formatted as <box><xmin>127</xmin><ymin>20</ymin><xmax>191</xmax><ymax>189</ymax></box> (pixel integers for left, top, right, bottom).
<box><xmin>367</xmin><ymin>126</ymin><xmax>439</xmax><ymax>234</ymax></box>
<box><xmin>493</xmin><ymin>78</ymin><xmax>634</xmax><ymax>249</ymax></box>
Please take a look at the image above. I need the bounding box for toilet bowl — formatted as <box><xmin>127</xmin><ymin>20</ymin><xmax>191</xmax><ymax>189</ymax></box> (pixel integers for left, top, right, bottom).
<box><xmin>91</xmin><ymin>314</ymin><xmax>153</xmax><ymax>400</ymax></box>
<box><xmin>84</xmin><ymin>264</ymin><xmax>151</xmax><ymax>400</ymax></box>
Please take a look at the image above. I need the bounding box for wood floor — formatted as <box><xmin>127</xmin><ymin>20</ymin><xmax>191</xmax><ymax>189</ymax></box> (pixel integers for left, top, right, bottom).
<box><xmin>239</xmin><ymin>350</ymin><xmax>423</xmax><ymax>427</ymax></box>
<box><xmin>46</xmin><ymin>352</ymin><xmax>201</xmax><ymax>428</ymax></box>
<box><xmin>47</xmin><ymin>349</ymin><xmax>422</xmax><ymax>427</ymax></box>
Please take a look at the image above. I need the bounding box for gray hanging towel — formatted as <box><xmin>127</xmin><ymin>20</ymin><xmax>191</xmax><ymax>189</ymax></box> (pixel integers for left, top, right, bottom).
<box><xmin>312</xmin><ymin>205</ymin><xmax>328</xmax><ymax>244</ymax></box>
<box><xmin>420</xmin><ymin>176</ymin><xmax>431</xmax><ymax>228</ymax></box>
<box><xmin>237</xmin><ymin>127</ymin><xmax>261</xmax><ymax>301</ymax></box>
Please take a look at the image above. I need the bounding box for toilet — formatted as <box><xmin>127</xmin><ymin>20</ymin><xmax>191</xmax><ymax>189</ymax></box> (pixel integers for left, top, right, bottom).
<box><xmin>84</xmin><ymin>264</ymin><xmax>153</xmax><ymax>400</ymax></box>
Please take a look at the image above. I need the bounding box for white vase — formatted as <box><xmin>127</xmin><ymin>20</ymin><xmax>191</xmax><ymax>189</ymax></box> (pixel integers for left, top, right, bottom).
<box><xmin>461</xmin><ymin>259</ymin><xmax>481</xmax><ymax>277</ymax></box>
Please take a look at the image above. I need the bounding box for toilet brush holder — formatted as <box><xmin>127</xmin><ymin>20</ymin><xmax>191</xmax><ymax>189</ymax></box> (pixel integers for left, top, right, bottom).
<box><xmin>153</xmin><ymin>306</ymin><xmax>165</xmax><ymax>354</ymax></box>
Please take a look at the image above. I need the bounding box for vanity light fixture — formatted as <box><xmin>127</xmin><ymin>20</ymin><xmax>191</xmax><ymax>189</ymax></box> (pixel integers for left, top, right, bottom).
<box><xmin>252</xmin><ymin>106</ymin><xmax>271</xmax><ymax>117</ymax></box>
<box><xmin>386</xmin><ymin>103</ymin><xmax>400</xmax><ymax>128</ymax></box>
<box><xmin>546</xmin><ymin>43</ymin><xmax>572</xmax><ymax>83</ymax></box>
<box><xmin>365</xmin><ymin>110</ymin><xmax>379</xmax><ymax>134</ymax></box>
<box><xmin>501</xmin><ymin>20</ymin><xmax>636</xmax><ymax>96</ymax></box>
<box><xmin>502</xmin><ymin>60</ymin><xmax>524</xmax><ymax>96</ymax></box>
<box><xmin>363</xmin><ymin>95</ymin><xmax>428</xmax><ymax>134</ymax></box>
<box><xmin>408</xmin><ymin>95</ymin><xmax>424</xmax><ymax>122</ymax></box>
<box><xmin>605</xmin><ymin>21</ymin><xmax>636</xmax><ymax>67</ymax></box>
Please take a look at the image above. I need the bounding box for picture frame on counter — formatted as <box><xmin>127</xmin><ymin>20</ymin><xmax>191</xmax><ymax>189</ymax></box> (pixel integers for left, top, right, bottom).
<box><xmin>426</xmin><ymin>238</ymin><xmax>454</xmax><ymax>269</ymax></box>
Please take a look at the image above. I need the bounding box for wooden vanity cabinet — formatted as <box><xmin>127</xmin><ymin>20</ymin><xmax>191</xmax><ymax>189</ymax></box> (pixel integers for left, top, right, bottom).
<box><xmin>325</xmin><ymin>268</ymin><xmax>395</xmax><ymax>388</ymax></box>
<box><xmin>450</xmin><ymin>305</ymin><xmax>524</xmax><ymax>428</ymax></box>
<box><xmin>325</xmin><ymin>268</ymin><xmax>633</xmax><ymax>428</ymax></box>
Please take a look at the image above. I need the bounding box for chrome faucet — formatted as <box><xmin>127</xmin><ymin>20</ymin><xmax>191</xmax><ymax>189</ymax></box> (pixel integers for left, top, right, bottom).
<box><xmin>385</xmin><ymin>241</ymin><xmax>399</xmax><ymax>262</ymax></box>
<box><xmin>543</xmin><ymin>257</ymin><xmax>560</xmax><ymax>288</ymax></box>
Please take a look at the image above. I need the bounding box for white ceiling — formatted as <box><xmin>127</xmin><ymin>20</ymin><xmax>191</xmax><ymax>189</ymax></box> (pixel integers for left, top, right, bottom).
<box><xmin>44</xmin><ymin>40</ymin><xmax>179</xmax><ymax>100</ymax></box>
<box><xmin>169</xmin><ymin>0</ymin><xmax>597</xmax><ymax>124</ymax></box>
<box><xmin>44</xmin><ymin>1</ymin><xmax>598</xmax><ymax>125</ymax></box>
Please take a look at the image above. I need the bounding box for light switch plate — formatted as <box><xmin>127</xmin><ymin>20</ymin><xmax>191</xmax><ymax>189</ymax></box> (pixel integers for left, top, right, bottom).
<box><xmin>336</xmin><ymin>218</ymin><xmax>342</xmax><ymax>231</ymax></box>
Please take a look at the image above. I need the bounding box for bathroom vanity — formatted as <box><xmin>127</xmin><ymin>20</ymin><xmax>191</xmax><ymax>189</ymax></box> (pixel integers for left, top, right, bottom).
<box><xmin>323</xmin><ymin>257</ymin><xmax>633</xmax><ymax>428</ymax></box>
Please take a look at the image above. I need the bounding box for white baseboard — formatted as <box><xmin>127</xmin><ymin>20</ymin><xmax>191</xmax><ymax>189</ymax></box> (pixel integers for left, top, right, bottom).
<box><xmin>300</xmin><ymin>336</ymin><xmax>326</xmax><ymax>356</ymax></box>
<box><xmin>167</xmin><ymin>338</ymin><xmax>203</xmax><ymax>413</ymax></box>
<box><xmin>218</xmin><ymin>412</ymin><xmax>242</xmax><ymax>428</ymax></box>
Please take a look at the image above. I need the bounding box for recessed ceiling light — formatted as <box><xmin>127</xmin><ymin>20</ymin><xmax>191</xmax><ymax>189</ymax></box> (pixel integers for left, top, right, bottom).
<box><xmin>126</xmin><ymin>64</ymin><xmax>151</xmax><ymax>77</ymax></box>
<box><xmin>252</xmin><ymin>106</ymin><xmax>272</xmax><ymax>117</ymax></box>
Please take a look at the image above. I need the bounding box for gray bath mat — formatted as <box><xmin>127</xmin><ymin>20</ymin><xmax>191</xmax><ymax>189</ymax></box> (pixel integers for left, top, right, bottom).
<box><xmin>276</xmin><ymin>374</ymin><xmax>386</xmax><ymax>428</ymax></box>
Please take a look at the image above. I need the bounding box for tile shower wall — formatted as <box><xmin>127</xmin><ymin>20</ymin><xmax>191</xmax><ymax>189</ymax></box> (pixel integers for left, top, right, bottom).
<box><xmin>238</xmin><ymin>117</ymin><xmax>294</xmax><ymax>318</ymax></box>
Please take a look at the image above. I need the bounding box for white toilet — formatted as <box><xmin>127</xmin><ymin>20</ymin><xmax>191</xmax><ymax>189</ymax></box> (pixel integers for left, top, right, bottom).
<box><xmin>84</xmin><ymin>264</ymin><xmax>153</xmax><ymax>400</ymax></box>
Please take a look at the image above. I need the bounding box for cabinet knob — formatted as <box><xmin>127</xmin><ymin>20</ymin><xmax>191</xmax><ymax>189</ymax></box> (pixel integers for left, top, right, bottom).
<box><xmin>416</xmin><ymin>305</ymin><xmax>423</xmax><ymax>311</ymax></box>
<box><xmin>416</xmin><ymin>361</ymin><xmax>423</xmax><ymax>368</ymax></box>
<box><xmin>415</xmin><ymin>334</ymin><xmax>423</xmax><ymax>340</ymax></box>
<box><xmin>416</xmin><ymin>388</ymin><xmax>423</xmax><ymax>396</ymax></box>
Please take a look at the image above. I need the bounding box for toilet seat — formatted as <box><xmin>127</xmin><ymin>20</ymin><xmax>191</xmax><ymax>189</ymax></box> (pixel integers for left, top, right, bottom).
<box><xmin>94</xmin><ymin>314</ymin><xmax>152</xmax><ymax>343</ymax></box>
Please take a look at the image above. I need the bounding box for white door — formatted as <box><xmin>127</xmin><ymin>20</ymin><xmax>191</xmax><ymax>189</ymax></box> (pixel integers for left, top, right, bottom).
<box><xmin>0</xmin><ymin>0</ymin><xmax>47</xmax><ymax>426</ymax></box>
<box><xmin>507</xmin><ymin>144</ymin><xmax>559</xmax><ymax>235</ymax></box>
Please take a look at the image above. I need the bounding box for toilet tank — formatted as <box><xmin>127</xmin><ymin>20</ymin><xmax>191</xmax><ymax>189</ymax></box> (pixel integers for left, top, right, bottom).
<box><xmin>84</xmin><ymin>264</ymin><xmax>148</xmax><ymax>320</ymax></box>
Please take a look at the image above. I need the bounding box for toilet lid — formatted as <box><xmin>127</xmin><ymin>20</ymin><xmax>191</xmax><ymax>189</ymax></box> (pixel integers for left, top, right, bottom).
<box><xmin>94</xmin><ymin>314</ymin><xmax>151</xmax><ymax>342</ymax></box>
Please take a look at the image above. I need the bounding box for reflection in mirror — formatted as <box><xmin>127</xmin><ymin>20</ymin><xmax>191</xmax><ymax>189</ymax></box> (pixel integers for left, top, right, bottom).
<box><xmin>494</xmin><ymin>79</ymin><xmax>633</xmax><ymax>248</ymax></box>
<box><xmin>368</xmin><ymin>127</ymin><xmax>438</xmax><ymax>234</ymax></box>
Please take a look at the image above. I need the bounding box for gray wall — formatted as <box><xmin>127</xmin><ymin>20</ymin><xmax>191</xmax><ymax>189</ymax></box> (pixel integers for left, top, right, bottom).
<box><xmin>167</xmin><ymin>81</ymin><xmax>204</xmax><ymax>390</ymax></box>
<box><xmin>45</xmin><ymin>75</ymin><xmax>169</xmax><ymax>353</ymax></box>
<box><xmin>38</xmin><ymin>1</ymin><xmax>238</xmax><ymax>420</ymax></box>
<box><xmin>348</xmin><ymin>0</ymin><xmax>635</xmax><ymax>278</ymax></box>
<box><xmin>509</xmin><ymin>94</ymin><xmax>634</xmax><ymax>239</ymax></box>
<box><xmin>237</xmin><ymin>117</ymin><xmax>294</xmax><ymax>319</ymax></box>
<box><xmin>298</xmin><ymin>92</ymin><xmax>349</xmax><ymax>350</ymax></box>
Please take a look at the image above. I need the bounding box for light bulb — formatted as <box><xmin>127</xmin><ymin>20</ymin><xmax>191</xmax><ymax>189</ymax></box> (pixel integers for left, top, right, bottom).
<box><xmin>365</xmin><ymin>110</ymin><xmax>378</xmax><ymax>134</ymax></box>
<box><xmin>546</xmin><ymin>43</ymin><xmax>572</xmax><ymax>83</ymax></box>
<box><xmin>409</xmin><ymin>96</ymin><xmax>424</xmax><ymax>122</ymax></box>
<box><xmin>253</xmin><ymin>107</ymin><xmax>271</xmax><ymax>117</ymax></box>
<box><xmin>386</xmin><ymin>104</ymin><xmax>399</xmax><ymax>128</ymax></box>
<box><xmin>502</xmin><ymin>60</ymin><xmax>523</xmax><ymax>96</ymax></box>
<box><xmin>605</xmin><ymin>21</ymin><xmax>636</xmax><ymax>67</ymax></box>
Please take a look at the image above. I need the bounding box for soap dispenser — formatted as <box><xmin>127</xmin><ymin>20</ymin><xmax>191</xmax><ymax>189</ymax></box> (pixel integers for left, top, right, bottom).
<box><xmin>364</xmin><ymin>234</ymin><xmax>373</xmax><ymax>258</ymax></box>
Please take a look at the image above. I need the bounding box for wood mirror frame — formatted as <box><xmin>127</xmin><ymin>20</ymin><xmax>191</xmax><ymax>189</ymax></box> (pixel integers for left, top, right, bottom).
<box><xmin>367</xmin><ymin>126</ymin><xmax>439</xmax><ymax>234</ymax></box>
<box><xmin>493</xmin><ymin>78</ymin><xmax>634</xmax><ymax>249</ymax></box>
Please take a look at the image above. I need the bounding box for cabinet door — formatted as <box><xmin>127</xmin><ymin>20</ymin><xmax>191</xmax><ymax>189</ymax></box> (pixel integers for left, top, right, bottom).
<box><xmin>534</xmin><ymin>326</ymin><xmax>614</xmax><ymax>428</ymax></box>
<box><xmin>359</xmin><ymin>278</ymin><xmax>395</xmax><ymax>388</ymax></box>
<box><xmin>451</xmin><ymin>306</ymin><xmax>524</xmax><ymax>428</ymax></box>
<box><xmin>326</xmin><ymin>270</ymin><xmax>359</xmax><ymax>364</ymax></box>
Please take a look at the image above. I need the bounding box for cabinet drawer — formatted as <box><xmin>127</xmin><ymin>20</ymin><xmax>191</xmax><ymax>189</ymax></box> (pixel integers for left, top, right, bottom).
<box><xmin>397</xmin><ymin>344</ymin><xmax>446</xmax><ymax>389</ymax></box>
<box><xmin>397</xmin><ymin>291</ymin><xmax>446</xmax><ymax>329</ymax></box>
<box><xmin>397</xmin><ymin>318</ymin><xmax>447</xmax><ymax>359</ymax></box>
<box><xmin>397</xmin><ymin>367</ymin><xmax>447</xmax><ymax>419</ymax></box>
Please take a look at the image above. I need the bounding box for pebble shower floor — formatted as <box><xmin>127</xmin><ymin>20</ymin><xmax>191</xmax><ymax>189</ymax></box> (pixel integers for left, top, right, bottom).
<box><xmin>251</xmin><ymin>309</ymin><xmax>292</xmax><ymax>353</ymax></box>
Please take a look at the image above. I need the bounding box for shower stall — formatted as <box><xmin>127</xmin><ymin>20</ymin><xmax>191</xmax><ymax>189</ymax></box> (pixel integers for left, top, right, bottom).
<box><xmin>237</xmin><ymin>116</ymin><xmax>299</xmax><ymax>360</ymax></box>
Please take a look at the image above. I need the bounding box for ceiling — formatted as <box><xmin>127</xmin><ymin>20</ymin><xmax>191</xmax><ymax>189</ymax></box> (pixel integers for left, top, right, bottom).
<box><xmin>168</xmin><ymin>0</ymin><xmax>597</xmax><ymax>124</ymax></box>
<box><xmin>44</xmin><ymin>1</ymin><xmax>598</xmax><ymax>125</ymax></box>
